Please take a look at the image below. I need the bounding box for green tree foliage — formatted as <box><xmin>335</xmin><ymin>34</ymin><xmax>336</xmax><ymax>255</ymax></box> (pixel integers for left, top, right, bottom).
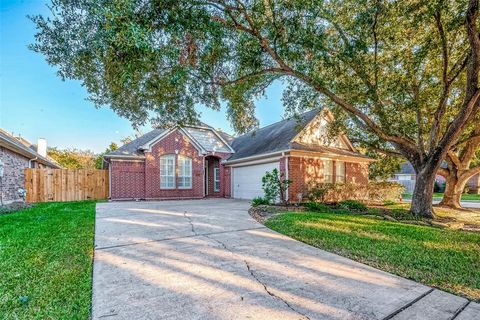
<box><xmin>30</xmin><ymin>0</ymin><xmax>480</xmax><ymax>217</ymax></box>
<box><xmin>48</xmin><ymin>147</ymin><xmax>97</xmax><ymax>169</ymax></box>
<box><xmin>94</xmin><ymin>142</ymin><xmax>119</xmax><ymax>169</ymax></box>
<box><xmin>368</xmin><ymin>154</ymin><xmax>403</xmax><ymax>181</ymax></box>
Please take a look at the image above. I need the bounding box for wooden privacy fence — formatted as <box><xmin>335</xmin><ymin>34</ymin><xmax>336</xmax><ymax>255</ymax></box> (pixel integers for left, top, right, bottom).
<box><xmin>24</xmin><ymin>169</ymin><xmax>109</xmax><ymax>202</ymax></box>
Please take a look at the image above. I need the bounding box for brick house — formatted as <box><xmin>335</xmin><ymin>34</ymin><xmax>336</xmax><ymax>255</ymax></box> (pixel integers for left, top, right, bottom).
<box><xmin>104</xmin><ymin>109</ymin><xmax>373</xmax><ymax>201</ymax></box>
<box><xmin>0</xmin><ymin>129</ymin><xmax>60</xmax><ymax>204</ymax></box>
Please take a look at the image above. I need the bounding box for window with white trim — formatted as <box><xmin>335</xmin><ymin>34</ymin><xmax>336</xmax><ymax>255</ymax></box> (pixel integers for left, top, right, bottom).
<box><xmin>178</xmin><ymin>155</ymin><xmax>192</xmax><ymax>189</ymax></box>
<box><xmin>336</xmin><ymin>161</ymin><xmax>346</xmax><ymax>183</ymax></box>
<box><xmin>160</xmin><ymin>155</ymin><xmax>175</xmax><ymax>189</ymax></box>
<box><xmin>214</xmin><ymin>167</ymin><xmax>220</xmax><ymax>192</ymax></box>
<box><xmin>324</xmin><ymin>160</ymin><xmax>333</xmax><ymax>183</ymax></box>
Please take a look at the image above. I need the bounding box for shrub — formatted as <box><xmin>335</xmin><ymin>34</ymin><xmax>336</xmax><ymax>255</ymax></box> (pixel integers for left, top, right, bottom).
<box><xmin>304</xmin><ymin>201</ymin><xmax>332</xmax><ymax>212</ymax></box>
<box><xmin>305</xmin><ymin>181</ymin><xmax>404</xmax><ymax>204</ymax></box>
<box><xmin>251</xmin><ymin>197</ymin><xmax>270</xmax><ymax>206</ymax></box>
<box><xmin>306</xmin><ymin>183</ymin><xmax>333</xmax><ymax>202</ymax></box>
<box><xmin>337</xmin><ymin>200</ymin><xmax>367</xmax><ymax>211</ymax></box>
<box><xmin>366</xmin><ymin>182</ymin><xmax>405</xmax><ymax>202</ymax></box>
<box><xmin>262</xmin><ymin>168</ymin><xmax>292</xmax><ymax>205</ymax></box>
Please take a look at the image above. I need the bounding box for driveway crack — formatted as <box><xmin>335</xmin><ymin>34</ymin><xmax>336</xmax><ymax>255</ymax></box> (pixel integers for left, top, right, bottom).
<box><xmin>204</xmin><ymin>234</ymin><xmax>310</xmax><ymax>320</ymax></box>
<box><xmin>183</xmin><ymin>211</ymin><xmax>197</xmax><ymax>235</ymax></box>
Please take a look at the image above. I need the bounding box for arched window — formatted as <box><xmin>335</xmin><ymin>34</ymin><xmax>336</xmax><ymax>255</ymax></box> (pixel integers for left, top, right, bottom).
<box><xmin>160</xmin><ymin>154</ymin><xmax>175</xmax><ymax>189</ymax></box>
<box><xmin>178</xmin><ymin>155</ymin><xmax>192</xmax><ymax>189</ymax></box>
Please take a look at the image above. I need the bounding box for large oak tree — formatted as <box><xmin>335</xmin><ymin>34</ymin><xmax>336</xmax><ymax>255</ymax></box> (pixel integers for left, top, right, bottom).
<box><xmin>31</xmin><ymin>0</ymin><xmax>480</xmax><ymax>217</ymax></box>
<box><xmin>438</xmin><ymin>121</ymin><xmax>480</xmax><ymax>207</ymax></box>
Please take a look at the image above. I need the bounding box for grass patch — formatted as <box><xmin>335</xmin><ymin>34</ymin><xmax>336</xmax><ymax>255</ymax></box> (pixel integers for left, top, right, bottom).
<box><xmin>266</xmin><ymin>211</ymin><xmax>480</xmax><ymax>301</ymax></box>
<box><xmin>402</xmin><ymin>193</ymin><xmax>480</xmax><ymax>201</ymax></box>
<box><xmin>0</xmin><ymin>201</ymin><xmax>96</xmax><ymax>319</ymax></box>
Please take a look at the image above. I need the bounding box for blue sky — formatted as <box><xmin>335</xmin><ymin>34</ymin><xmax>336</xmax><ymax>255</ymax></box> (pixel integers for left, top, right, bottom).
<box><xmin>0</xmin><ymin>0</ymin><xmax>285</xmax><ymax>153</ymax></box>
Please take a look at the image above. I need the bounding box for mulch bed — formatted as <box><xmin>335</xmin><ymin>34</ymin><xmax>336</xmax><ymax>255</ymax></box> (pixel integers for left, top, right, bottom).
<box><xmin>249</xmin><ymin>204</ymin><xmax>305</xmax><ymax>223</ymax></box>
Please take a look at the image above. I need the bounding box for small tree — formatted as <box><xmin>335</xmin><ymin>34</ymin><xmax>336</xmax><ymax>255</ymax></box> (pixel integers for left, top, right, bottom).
<box><xmin>95</xmin><ymin>142</ymin><xmax>119</xmax><ymax>169</ymax></box>
<box><xmin>48</xmin><ymin>147</ymin><xmax>97</xmax><ymax>169</ymax></box>
<box><xmin>262</xmin><ymin>169</ymin><xmax>292</xmax><ymax>205</ymax></box>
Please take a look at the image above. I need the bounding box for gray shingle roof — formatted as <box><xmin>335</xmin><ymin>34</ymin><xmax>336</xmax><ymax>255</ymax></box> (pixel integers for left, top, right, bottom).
<box><xmin>217</xmin><ymin>130</ymin><xmax>235</xmax><ymax>144</ymax></box>
<box><xmin>227</xmin><ymin>109</ymin><xmax>319</xmax><ymax>161</ymax></box>
<box><xmin>290</xmin><ymin>142</ymin><xmax>372</xmax><ymax>159</ymax></box>
<box><xmin>0</xmin><ymin>128</ymin><xmax>61</xmax><ymax>168</ymax></box>
<box><xmin>104</xmin><ymin>125</ymin><xmax>232</xmax><ymax>157</ymax></box>
<box><xmin>104</xmin><ymin>108</ymin><xmax>370</xmax><ymax>161</ymax></box>
<box><xmin>183</xmin><ymin>127</ymin><xmax>231</xmax><ymax>153</ymax></box>
<box><xmin>106</xmin><ymin>129</ymin><xmax>166</xmax><ymax>157</ymax></box>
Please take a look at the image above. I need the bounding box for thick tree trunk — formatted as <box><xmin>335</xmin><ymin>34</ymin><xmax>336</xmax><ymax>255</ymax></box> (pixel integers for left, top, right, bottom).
<box><xmin>439</xmin><ymin>176</ymin><xmax>463</xmax><ymax>208</ymax></box>
<box><xmin>439</xmin><ymin>169</ymin><xmax>478</xmax><ymax>208</ymax></box>
<box><xmin>410</xmin><ymin>167</ymin><xmax>437</xmax><ymax>218</ymax></box>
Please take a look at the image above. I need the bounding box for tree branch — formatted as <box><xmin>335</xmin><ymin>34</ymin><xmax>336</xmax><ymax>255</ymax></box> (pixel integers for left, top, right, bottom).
<box><xmin>206</xmin><ymin>67</ymin><xmax>284</xmax><ymax>85</ymax></box>
<box><xmin>459</xmin><ymin>165</ymin><xmax>480</xmax><ymax>182</ymax></box>
<box><xmin>447</xmin><ymin>150</ymin><xmax>462</xmax><ymax>168</ymax></box>
<box><xmin>213</xmin><ymin>0</ymin><xmax>422</xmax><ymax>158</ymax></box>
<box><xmin>435</xmin><ymin>0</ymin><xmax>480</xmax><ymax>160</ymax></box>
<box><xmin>428</xmin><ymin>10</ymin><xmax>451</xmax><ymax>152</ymax></box>
<box><xmin>437</xmin><ymin>167</ymin><xmax>449</xmax><ymax>178</ymax></box>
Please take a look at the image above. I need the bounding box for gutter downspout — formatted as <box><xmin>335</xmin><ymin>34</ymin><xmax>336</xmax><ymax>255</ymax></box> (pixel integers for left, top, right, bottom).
<box><xmin>281</xmin><ymin>152</ymin><xmax>289</xmax><ymax>202</ymax></box>
<box><xmin>28</xmin><ymin>157</ymin><xmax>38</xmax><ymax>168</ymax></box>
<box><xmin>108</xmin><ymin>159</ymin><xmax>112</xmax><ymax>200</ymax></box>
<box><xmin>285</xmin><ymin>155</ymin><xmax>289</xmax><ymax>202</ymax></box>
<box><xmin>203</xmin><ymin>155</ymin><xmax>206</xmax><ymax>198</ymax></box>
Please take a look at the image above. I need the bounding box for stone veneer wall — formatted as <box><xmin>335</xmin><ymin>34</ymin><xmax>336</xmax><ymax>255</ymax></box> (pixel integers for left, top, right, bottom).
<box><xmin>0</xmin><ymin>146</ymin><xmax>29</xmax><ymax>204</ymax></box>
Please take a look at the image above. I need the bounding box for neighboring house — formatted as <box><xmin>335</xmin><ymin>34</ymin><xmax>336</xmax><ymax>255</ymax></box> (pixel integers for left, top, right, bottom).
<box><xmin>390</xmin><ymin>162</ymin><xmax>480</xmax><ymax>194</ymax></box>
<box><xmin>467</xmin><ymin>175</ymin><xmax>480</xmax><ymax>194</ymax></box>
<box><xmin>104</xmin><ymin>109</ymin><xmax>374</xmax><ymax>201</ymax></box>
<box><xmin>0</xmin><ymin>129</ymin><xmax>60</xmax><ymax>204</ymax></box>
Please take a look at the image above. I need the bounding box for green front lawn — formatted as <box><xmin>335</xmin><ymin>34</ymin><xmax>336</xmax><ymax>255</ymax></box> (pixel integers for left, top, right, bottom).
<box><xmin>402</xmin><ymin>192</ymin><xmax>480</xmax><ymax>201</ymax></box>
<box><xmin>266</xmin><ymin>211</ymin><xmax>480</xmax><ymax>301</ymax></box>
<box><xmin>0</xmin><ymin>201</ymin><xmax>96</xmax><ymax>319</ymax></box>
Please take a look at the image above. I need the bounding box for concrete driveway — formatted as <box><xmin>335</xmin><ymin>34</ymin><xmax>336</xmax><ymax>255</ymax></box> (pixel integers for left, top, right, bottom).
<box><xmin>92</xmin><ymin>199</ymin><xmax>478</xmax><ymax>320</ymax></box>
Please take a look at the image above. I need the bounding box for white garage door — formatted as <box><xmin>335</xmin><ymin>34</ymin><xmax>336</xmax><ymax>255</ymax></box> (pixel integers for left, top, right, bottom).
<box><xmin>232</xmin><ymin>161</ymin><xmax>279</xmax><ymax>200</ymax></box>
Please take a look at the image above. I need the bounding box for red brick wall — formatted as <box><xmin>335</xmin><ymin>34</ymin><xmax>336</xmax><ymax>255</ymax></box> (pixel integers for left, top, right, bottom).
<box><xmin>224</xmin><ymin>165</ymin><xmax>231</xmax><ymax>197</ymax></box>
<box><xmin>109</xmin><ymin>129</ymin><xmax>232</xmax><ymax>200</ymax></box>
<box><xmin>110</xmin><ymin>160</ymin><xmax>146</xmax><ymax>199</ymax></box>
<box><xmin>145</xmin><ymin>130</ymin><xmax>204</xmax><ymax>199</ymax></box>
<box><xmin>286</xmin><ymin>156</ymin><xmax>369</xmax><ymax>201</ymax></box>
<box><xmin>345</xmin><ymin>162</ymin><xmax>369</xmax><ymax>185</ymax></box>
<box><xmin>287</xmin><ymin>157</ymin><xmax>325</xmax><ymax>202</ymax></box>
